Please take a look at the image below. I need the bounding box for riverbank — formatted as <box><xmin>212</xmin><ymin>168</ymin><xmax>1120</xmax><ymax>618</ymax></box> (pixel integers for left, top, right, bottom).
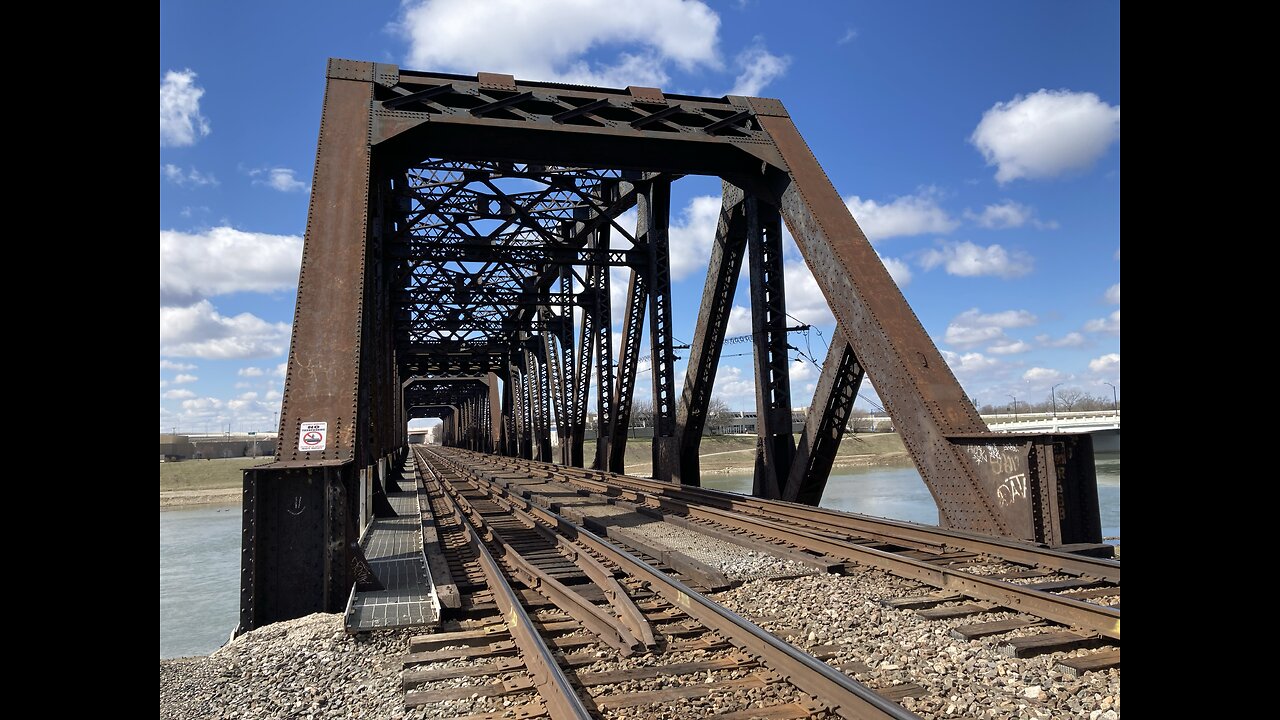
<box><xmin>158</xmin><ymin>433</ymin><xmax>913</xmax><ymax>507</ymax></box>
<box><xmin>160</xmin><ymin>613</ymin><xmax>414</xmax><ymax>719</ymax></box>
<box><xmin>160</xmin><ymin>457</ymin><xmax>269</xmax><ymax>507</ymax></box>
<box><xmin>161</xmin><ymin>488</ymin><xmax>242</xmax><ymax>508</ymax></box>
<box><xmin>587</xmin><ymin>431</ymin><xmax>913</xmax><ymax>476</ymax></box>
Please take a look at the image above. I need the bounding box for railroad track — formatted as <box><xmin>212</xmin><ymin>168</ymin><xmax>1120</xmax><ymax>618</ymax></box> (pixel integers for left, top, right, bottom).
<box><xmin>407</xmin><ymin>446</ymin><xmax>921</xmax><ymax>720</ymax></box>
<box><xmin>426</xmin><ymin>447</ymin><xmax>1119</xmax><ymax>671</ymax></box>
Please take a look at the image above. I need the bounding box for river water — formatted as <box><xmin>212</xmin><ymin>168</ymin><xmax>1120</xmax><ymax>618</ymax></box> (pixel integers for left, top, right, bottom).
<box><xmin>158</xmin><ymin>452</ymin><xmax>1120</xmax><ymax>658</ymax></box>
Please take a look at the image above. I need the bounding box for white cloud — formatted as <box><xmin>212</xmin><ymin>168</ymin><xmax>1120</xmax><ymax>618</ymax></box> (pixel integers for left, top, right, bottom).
<box><xmin>711</xmin><ymin>365</ymin><xmax>756</xmax><ymax>410</ymax></box>
<box><xmin>965</xmin><ymin>201</ymin><xmax>1031</xmax><ymax>229</ymax></box>
<box><xmin>987</xmin><ymin>340</ymin><xmax>1031</xmax><ymax>355</ymax></box>
<box><xmin>944</xmin><ymin>308</ymin><xmax>1036</xmax><ymax>348</ymax></box>
<box><xmin>173</xmin><ymin>373</ymin><xmax>199</xmax><ymax>384</ymax></box>
<box><xmin>1037</xmin><ymin>332</ymin><xmax>1086</xmax><ymax>348</ymax></box>
<box><xmin>238</xmin><ymin>367</ymin><xmax>265</xmax><ymax>377</ymax></box>
<box><xmin>789</xmin><ymin>358</ymin><xmax>815</xmax><ymax>383</ymax></box>
<box><xmin>941</xmin><ymin>350</ymin><xmax>1002</xmax><ymax>375</ymax></box>
<box><xmin>729</xmin><ymin>37</ymin><xmax>789</xmax><ymax>96</ymax></box>
<box><xmin>945</xmin><ymin>324</ymin><xmax>1003</xmax><ymax>348</ymax></box>
<box><xmin>1088</xmin><ymin>353</ymin><xmax>1120</xmax><ymax>374</ymax></box>
<box><xmin>1023</xmin><ymin>367</ymin><xmax>1064</xmax><ymax>383</ymax></box>
<box><xmin>837</xmin><ymin>28</ymin><xmax>857</xmax><ymax>45</ymax></box>
<box><xmin>880</xmin><ymin>256</ymin><xmax>913</xmax><ymax>287</ymax></box>
<box><xmin>250</xmin><ymin>167</ymin><xmax>310</xmax><ymax>193</ymax></box>
<box><xmin>844</xmin><ymin>189</ymin><xmax>958</xmax><ymax>242</ymax></box>
<box><xmin>1105</xmin><ymin>283</ymin><xmax>1120</xmax><ymax>305</ymax></box>
<box><xmin>667</xmin><ymin>195</ymin><xmax>721</xmax><ymax>280</ymax></box>
<box><xmin>724</xmin><ymin>305</ymin><xmax>752</xmax><ymax>336</ymax></box>
<box><xmin>782</xmin><ymin>262</ymin><xmax>835</xmax><ymax>328</ymax></box>
<box><xmin>162</xmin><ymin>164</ymin><xmax>219</xmax><ymax>187</ymax></box>
<box><xmin>160</xmin><ymin>69</ymin><xmax>211</xmax><ymax>147</ymax></box>
<box><xmin>160</xmin><ymin>226</ymin><xmax>302</xmax><ymax>304</ymax></box>
<box><xmin>160</xmin><ymin>360</ymin><xmax>196</xmax><ymax>371</ymax></box>
<box><xmin>160</xmin><ymin>300</ymin><xmax>292</xmax><ymax>359</ymax></box>
<box><xmin>970</xmin><ymin>89</ymin><xmax>1120</xmax><ymax>183</ymax></box>
<box><xmin>274</xmin><ymin>363</ymin><xmax>288</xmax><ymax>378</ymax></box>
<box><xmin>396</xmin><ymin>0</ymin><xmax>721</xmax><ymax>88</ymax></box>
<box><xmin>163</xmin><ymin>389</ymin><xmax>196</xmax><ymax>400</ymax></box>
<box><xmin>1084</xmin><ymin>310</ymin><xmax>1120</xmax><ymax>335</ymax></box>
<box><xmin>919</xmin><ymin>241</ymin><xmax>1033</xmax><ymax>278</ymax></box>
<box><xmin>181</xmin><ymin>397</ymin><xmax>224</xmax><ymax>413</ymax></box>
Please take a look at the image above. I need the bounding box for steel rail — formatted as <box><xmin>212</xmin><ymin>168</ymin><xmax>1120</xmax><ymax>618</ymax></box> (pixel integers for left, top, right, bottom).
<box><xmin>422</xmin><ymin>449</ymin><xmax>648</xmax><ymax>654</ymax></box>
<box><xmin>477</xmin><ymin>452</ymin><xmax>1118</xmax><ymax>583</ymax></box>
<box><xmin>418</xmin><ymin>456</ymin><xmax>593</xmax><ymax>720</ymax></box>
<box><xmin>443</xmin><ymin>449</ymin><xmax>1120</xmax><ymax>641</ymax></box>
<box><xmin>424</xmin><ymin>447</ymin><xmax>922</xmax><ymax>720</ymax></box>
<box><xmin>569</xmin><ymin>468</ymin><xmax>1120</xmax><ymax>583</ymax></box>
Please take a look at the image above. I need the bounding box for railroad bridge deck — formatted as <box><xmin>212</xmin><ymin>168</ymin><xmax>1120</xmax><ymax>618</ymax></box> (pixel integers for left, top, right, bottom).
<box><xmin>351</xmin><ymin>445</ymin><xmax>1118</xmax><ymax>718</ymax></box>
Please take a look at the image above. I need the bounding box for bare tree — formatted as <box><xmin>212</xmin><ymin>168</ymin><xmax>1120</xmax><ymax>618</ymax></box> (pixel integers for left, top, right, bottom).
<box><xmin>631</xmin><ymin>399</ymin><xmax>654</xmax><ymax>428</ymax></box>
<box><xmin>706</xmin><ymin>396</ymin><xmax>731</xmax><ymax>435</ymax></box>
<box><xmin>1055</xmin><ymin>387</ymin><xmax>1088</xmax><ymax>412</ymax></box>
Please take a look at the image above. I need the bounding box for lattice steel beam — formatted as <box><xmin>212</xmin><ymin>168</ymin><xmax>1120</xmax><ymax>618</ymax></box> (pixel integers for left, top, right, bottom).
<box><xmin>674</xmin><ymin>182</ymin><xmax>747</xmax><ymax>485</ymax></box>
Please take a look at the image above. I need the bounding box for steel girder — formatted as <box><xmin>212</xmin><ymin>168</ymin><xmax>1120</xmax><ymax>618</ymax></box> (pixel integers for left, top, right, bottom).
<box><xmin>243</xmin><ymin>59</ymin><xmax>1102</xmax><ymax>632</ymax></box>
<box><xmin>673</xmin><ymin>183</ymin><xmax>748</xmax><ymax>485</ymax></box>
<box><xmin>607</xmin><ymin>266</ymin><xmax>647</xmax><ymax>473</ymax></box>
<box><xmin>783</xmin><ymin>327</ymin><xmax>865</xmax><ymax>505</ymax></box>
<box><xmin>641</xmin><ymin>181</ymin><xmax>678</xmax><ymax>482</ymax></box>
<box><xmin>746</xmin><ymin>197</ymin><xmax>797</xmax><ymax>500</ymax></box>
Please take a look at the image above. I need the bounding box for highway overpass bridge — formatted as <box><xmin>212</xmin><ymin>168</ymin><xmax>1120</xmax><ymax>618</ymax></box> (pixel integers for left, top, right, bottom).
<box><xmin>984</xmin><ymin>412</ymin><xmax>1120</xmax><ymax>452</ymax></box>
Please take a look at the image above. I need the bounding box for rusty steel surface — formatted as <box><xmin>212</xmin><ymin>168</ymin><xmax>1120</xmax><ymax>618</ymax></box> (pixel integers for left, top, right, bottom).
<box><xmin>243</xmin><ymin>57</ymin><xmax>1103</xmax><ymax>629</ymax></box>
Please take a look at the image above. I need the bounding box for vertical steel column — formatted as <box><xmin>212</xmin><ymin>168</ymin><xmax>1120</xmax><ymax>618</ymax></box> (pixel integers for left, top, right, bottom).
<box><xmin>746</xmin><ymin>196</ymin><xmax>796</xmax><ymax>500</ymax></box>
<box><xmin>529</xmin><ymin>338</ymin><xmax>554</xmax><ymax>462</ymax></box>
<box><xmin>783</xmin><ymin>327</ymin><xmax>864</xmax><ymax>505</ymax></box>
<box><xmin>522</xmin><ymin>345</ymin><xmax>541</xmax><ymax>460</ymax></box>
<box><xmin>513</xmin><ymin>360</ymin><xmax>532</xmax><ymax>460</ymax></box>
<box><xmin>557</xmin><ymin>266</ymin><xmax>577</xmax><ymax>465</ymax></box>
<box><xmin>608</xmin><ymin>267</ymin><xmax>647</xmax><ymax>473</ymax></box>
<box><xmin>593</xmin><ymin>234</ymin><xmax>616</xmax><ymax>471</ymax></box>
<box><xmin>500</xmin><ymin>368</ymin><xmax>516</xmax><ymax>456</ymax></box>
<box><xmin>541</xmin><ymin>309</ymin><xmax>569</xmax><ymax>465</ymax></box>
<box><xmin>571</xmin><ymin>227</ymin><xmax>607</xmax><ymax>468</ymax></box>
<box><xmin>487</xmin><ymin>372</ymin><xmax>502</xmax><ymax>453</ymax></box>
<box><xmin>240</xmin><ymin>61</ymin><xmax>381</xmax><ymax>631</ymax></box>
<box><xmin>644</xmin><ymin>180</ymin><xmax>678</xmax><ymax>483</ymax></box>
<box><xmin>674</xmin><ymin>182</ymin><xmax>748</xmax><ymax>485</ymax></box>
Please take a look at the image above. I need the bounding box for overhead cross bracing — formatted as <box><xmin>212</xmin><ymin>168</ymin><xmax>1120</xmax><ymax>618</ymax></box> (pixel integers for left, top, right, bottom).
<box><xmin>238</xmin><ymin>59</ymin><xmax>1104</xmax><ymax>631</ymax></box>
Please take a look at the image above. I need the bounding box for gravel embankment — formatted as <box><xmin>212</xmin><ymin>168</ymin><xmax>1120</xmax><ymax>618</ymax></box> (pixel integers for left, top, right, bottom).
<box><xmin>160</xmin><ymin>613</ymin><xmax>413</xmax><ymax>720</ymax></box>
<box><xmin>711</xmin><ymin>572</ymin><xmax>1121</xmax><ymax>719</ymax></box>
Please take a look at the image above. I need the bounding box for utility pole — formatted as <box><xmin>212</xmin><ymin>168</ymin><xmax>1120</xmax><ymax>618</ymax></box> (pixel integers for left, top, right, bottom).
<box><xmin>1007</xmin><ymin>394</ymin><xmax>1018</xmax><ymax>422</ymax></box>
<box><xmin>1103</xmin><ymin>381</ymin><xmax>1118</xmax><ymax>412</ymax></box>
<box><xmin>1050</xmin><ymin>383</ymin><xmax>1062</xmax><ymax>419</ymax></box>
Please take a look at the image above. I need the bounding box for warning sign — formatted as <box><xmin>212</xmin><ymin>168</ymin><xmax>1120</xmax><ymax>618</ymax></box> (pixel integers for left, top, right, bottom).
<box><xmin>298</xmin><ymin>421</ymin><xmax>327</xmax><ymax>452</ymax></box>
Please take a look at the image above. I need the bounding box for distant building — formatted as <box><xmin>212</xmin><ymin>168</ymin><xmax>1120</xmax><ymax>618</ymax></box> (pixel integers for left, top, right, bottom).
<box><xmin>160</xmin><ymin>433</ymin><xmax>277</xmax><ymax>461</ymax></box>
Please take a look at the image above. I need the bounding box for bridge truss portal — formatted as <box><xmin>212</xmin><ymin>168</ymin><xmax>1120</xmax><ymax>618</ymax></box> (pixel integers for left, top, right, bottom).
<box><xmin>239</xmin><ymin>60</ymin><xmax>1101</xmax><ymax>630</ymax></box>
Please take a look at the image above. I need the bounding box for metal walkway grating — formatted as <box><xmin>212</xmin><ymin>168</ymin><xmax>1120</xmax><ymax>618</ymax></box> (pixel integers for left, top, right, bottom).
<box><xmin>345</xmin><ymin>490</ymin><xmax>440</xmax><ymax>631</ymax></box>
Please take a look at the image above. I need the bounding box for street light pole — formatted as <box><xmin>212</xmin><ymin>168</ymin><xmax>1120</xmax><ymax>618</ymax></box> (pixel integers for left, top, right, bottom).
<box><xmin>1103</xmin><ymin>381</ymin><xmax>1118</xmax><ymax>412</ymax></box>
<box><xmin>1007</xmin><ymin>393</ymin><xmax>1018</xmax><ymax>422</ymax></box>
<box><xmin>1050</xmin><ymin>383</ymin><xmax>1062</xmax><ymax>419</ymax></box>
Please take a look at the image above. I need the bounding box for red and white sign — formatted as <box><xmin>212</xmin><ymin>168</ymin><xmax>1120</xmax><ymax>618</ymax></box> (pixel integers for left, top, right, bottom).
<box><xmin>298</xmin><ymin>421</ymin><xmax>327</xmax><ymax>452</ymax></box>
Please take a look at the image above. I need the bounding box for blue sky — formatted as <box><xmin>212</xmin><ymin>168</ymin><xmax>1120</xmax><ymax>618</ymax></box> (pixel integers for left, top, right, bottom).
<box><xmin>160</xmin><ymin>0</ymin><xmax>1120</xmax><ymax>434</ymax></box>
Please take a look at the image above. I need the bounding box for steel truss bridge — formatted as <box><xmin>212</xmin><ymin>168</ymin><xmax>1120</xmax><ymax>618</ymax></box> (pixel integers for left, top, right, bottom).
<box><xmin>240</xmin><ymin>60</ymin><xmax>1101</xmax><ymax>630</ymax></box>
